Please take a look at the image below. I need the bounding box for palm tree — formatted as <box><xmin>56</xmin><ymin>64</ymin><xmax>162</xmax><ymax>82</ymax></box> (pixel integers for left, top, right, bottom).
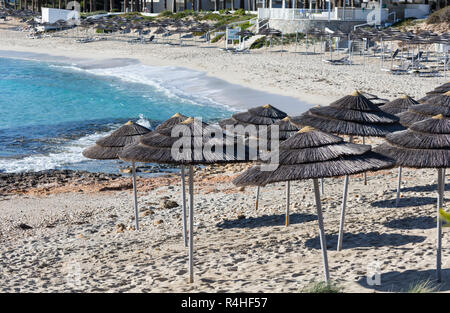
<box><xmin>109</xmin><ymin>0</ymin><xmax>113</xmax><ymax>11</ymax></box>
<box><xmin>172</xmin><ymin>0</ymin><xmax>176</xmax><ymax>12</ymax></box>
<box><xmin>240</xmin><ymin>0</ymin><xmax>243</xmax><ymax>9</ymax></box>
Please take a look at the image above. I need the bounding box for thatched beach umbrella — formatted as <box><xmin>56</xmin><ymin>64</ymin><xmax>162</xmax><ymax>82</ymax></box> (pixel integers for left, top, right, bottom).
<box><xmin>219</xmin><ymin>104</ymin><xmax>288</xmax><ymax>220</ymax></box>
<box><xmin>120</xmin><ymin>117</ymin><xmax>250</xmax><ymax>283</ymax></box>
<box><xmin>154</xmin><ymin>113</ymin><xmax>189</xmax><ymax>247</ymax></box>
<box><xmin>292</xmin><ymin>91</ymin><xmax>404</xmax><ymax>250</ymax></box>
<box><xmin>399</xmin><ymin>92</ymin><xmax>450</xmax><ymax>127</ymax></box>
<box><xmin>82</xmin><ymin>121</ymin><xmax>151</xmax><ymax>230</ymax></box>
<box><xmin>379</xmin><ymin>95</ymin><xmax>419</xmax><ymax>206</ymax></box>
<box><xmin>394</xmin><ymin>92</ymin><xmax>450</xmax><ymax>206</ymax></box>
<box><xmin>418</xmin><ymin>82</ymin><xmax>450</xmax><ymax>103</ymax></box>
<box><xmin>233</xmin><ymin>126</ymin><xmax>395</xmax><ymax>282</ymax></box>
<box><xmin>263</xmin><ymin>116</ymin><xmax>300</xmax><ymax>226</ymax></box>
<box><xmin>380</xmin><ymin>95</ymin><xmax>419</xmax><ymax>115</ymax></box>
<box><xmin>374</xmin><ymin>115</ymin><xmax>450</xmax><ymax>282</ymax></box>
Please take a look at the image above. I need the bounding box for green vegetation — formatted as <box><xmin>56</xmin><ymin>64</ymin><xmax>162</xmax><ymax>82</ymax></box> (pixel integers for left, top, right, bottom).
<box><xmin>250</xmin><ymin>33</ymin><xmax>309</xmax><ymax>49</ymax></box>
<box><xmin>407</xmin><ymin>279</ymin><xmax>439</xmax><ymax>293</ymax></box>
<box><xmin>392</xmin><ymin>17</ymin><xmax>418</xmax><ymax>29</ymax></box>
<box><xmin>426</xmin><ymin>6</ymin><xmax>450</xmax><ymax>24</ymax></box>
<box><xmin>211</xmin><ymin>33</ymin><xmax>224</xmax><ymax>43</ymax></box>
<box><xmin>301</xmin><ymin>281</ymin><xmax>343</xmax><ymax>293</ymax></box>
<box><xmin>80</xmin><ymin>10</ymin><xmax>108</xmax><ymax>18</ymax></box>
<box><xmin>250</xmin><ymin>36</ymin><xmax>268</xmax><ymax>49</ymax></box>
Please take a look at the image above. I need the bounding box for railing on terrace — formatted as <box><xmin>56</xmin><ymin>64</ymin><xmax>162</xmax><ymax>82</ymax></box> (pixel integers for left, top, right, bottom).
<box><xmin>258</xmin><ymin>7</ymin><xmax>389</xmax><ymax>22</ymax></box>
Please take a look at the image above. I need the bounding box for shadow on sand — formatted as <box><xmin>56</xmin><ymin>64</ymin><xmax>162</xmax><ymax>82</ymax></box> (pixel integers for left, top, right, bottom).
<box><xmin>397</xmin><ymin>182</ymin><xmax>449</xmax><ymax>193</ymax></box>
<box><xmin>384</xmin><ymin>216</ymin><xmax>435</xmax><ymax>230</ymax></box>
<box><xmin>216</xmin><ymin>213</ymin><xmax>316</xmax><ymax>229</ymax></box>
<box><xmin>357</xmin><ymin>269</ymin><xmax>450</xmax><ymax>292</ymax></box>
<box><xmin>370</xmin><ymin>197</ymin><xmax>436</xmax><ymax>208</ymax></box>
<box><xmin>305</xmin><ymin>232</ymin><xmax>426</xmax><ymax>250</ymax></box>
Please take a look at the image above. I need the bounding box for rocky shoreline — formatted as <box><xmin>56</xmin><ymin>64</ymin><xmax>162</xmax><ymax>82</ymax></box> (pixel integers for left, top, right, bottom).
<box><xmin>0</xmin><ymin>170</ymin><xmax>123</xmax><ymax>196</ymax></box>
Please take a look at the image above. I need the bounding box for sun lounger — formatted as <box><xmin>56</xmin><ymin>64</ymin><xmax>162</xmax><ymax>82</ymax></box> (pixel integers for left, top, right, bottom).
<box><xmin>323</xmin><ymin>56</ymin><xmax>352</xmax><ymax>65</ymax></box>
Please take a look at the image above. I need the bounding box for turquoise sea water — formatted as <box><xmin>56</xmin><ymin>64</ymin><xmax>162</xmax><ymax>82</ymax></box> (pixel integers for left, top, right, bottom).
<box><xmin>0</xmin><ymin>57</ymin><xmax>233</xmax><ymax>173</ymax></box>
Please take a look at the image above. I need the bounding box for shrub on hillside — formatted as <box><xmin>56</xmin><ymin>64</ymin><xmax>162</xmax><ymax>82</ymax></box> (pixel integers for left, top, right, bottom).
<box><xmin>426</xmin><ymin>6</ymin><xmax>450</xmax><ymax>24</ymax></box>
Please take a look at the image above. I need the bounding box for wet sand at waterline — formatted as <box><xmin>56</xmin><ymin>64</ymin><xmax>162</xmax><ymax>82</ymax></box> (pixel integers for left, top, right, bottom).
<box><xmin>0</xmin><ymin>21</ymin><xmax>443</xmax><ymax>111</ymax></box>
<box><xmin>0</xmin><ymin>163</ymin><xmax>448</xmax><ymax>292</ymax></box>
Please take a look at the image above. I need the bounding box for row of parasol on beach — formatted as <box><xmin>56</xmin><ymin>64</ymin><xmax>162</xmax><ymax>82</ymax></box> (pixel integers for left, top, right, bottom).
<box><xmin>82</xmin><ymin>81</ymin><xmax>450</xmax><ymax>284</ymax></box>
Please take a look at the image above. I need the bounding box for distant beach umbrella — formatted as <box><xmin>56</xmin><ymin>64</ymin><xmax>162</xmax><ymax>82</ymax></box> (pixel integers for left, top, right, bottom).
<box><xmin>380</xmin><ymin>95</ymin><xmax>419</xmax><ymax>115</ymax></box>
<box><xmin>82</xmin><ymin>121</ymin><xmax>150</xmax><ymax>230</ymax></box>
<box><xmin>219</xmin><ymin>104</ymin><xmax>287</xmax><ymax>128</ymax></box>
<box><xmin>399</xmin><ymin>92</ymin><xmax>450</xmax><ymax>127</ymax></box>
<box><xmin>374</xmin><ymin>115</ymin><xmax>450</xmax><ymax>282</ymax></box>
<box><xmin>292</xmin><ymin>91</ymin><xmax>404</xmax><ymax>251</ymax></box>
<box><xmin>418</xmin><ymin>83</ymin><xmax>450</xmax><ymax>103</ymax></box>
<box><xmin>155</xmin><ymin>113</ymin><xmax>188</xmax><ymax>131</ymax></box>
<box><xmin>219</xmin><ymin>104</ymin><xmax>288</xmax><ymax>221</ymax></box>
<box><xmin>154</xmin><ymin>113</ymin><xmax>189</xmax><ymax>248</ymax></box>
<box><xmin>292</xmin><ymin>91</ymin><xmax>403</xmax><ymax>137</ymax></box>
<box><xmin>233</xmin><ymin>126</ymin><xmax>395</xmax><ymax>283</ymax></box>
<box><xmin>391</xmin><ymin>92</ymin><xmax>450</xmax><ymax>206</ymax></box>
<box><xmin>120</xmin><ymin>117</ymin><xmax>250</xmax><ymax>283</ymax></box>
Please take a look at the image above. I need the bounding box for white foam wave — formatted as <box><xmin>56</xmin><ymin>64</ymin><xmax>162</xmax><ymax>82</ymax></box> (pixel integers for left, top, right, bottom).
<box><xmin>0</xmin><ymin>130</ymin><xmax>111</xmax><ymax>173</ymax></box>
<box><xmin>83</xmin><ymin>64</ymin><xmax>237</xmax><ymax>111</ymax></box>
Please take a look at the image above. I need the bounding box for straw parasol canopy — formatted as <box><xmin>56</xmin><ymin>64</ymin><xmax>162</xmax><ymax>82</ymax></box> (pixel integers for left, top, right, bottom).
<box><xmin>82</xmin><ymin>120</ymin><xmax>150</xmax><ymax>231</ymax></box>
<box><xmin>374</xmin><ymin>114</ymin><xmax>450</xmax><ymax>168</ymax></box>
<box><xmin>121</xmin><ymin>117</ymin><xmax>247</xmax><ymax>165</ymax></box>
<box><xmin>219</xmin><ymin>104</ymin><xmax>287</xmax><ymax>129</ymax></box>
<box><xmin>155</xmin><ymin>113</ymin><xmax>188</xmax><ymax>131</ymax></box>
<box><xmin>233</xmin><ymin>126</ymin><xmax>395</xmax><ymax>282</ymax></box>
<box><xmin>82</xmin><ymin>121</ymin><xmax>151</xmax><ymax>160</ymax></box>
<box><xmin>233</xmin><ymin>127</ymin><xmax>394</xmax><ymax>187</ymax></box>
<box><xmin>398</xmin><ymin>91</ymin><xmax>450</xmax><ymax>127</ymax></box>
<box><xmin>380</xmin><ymin>95</ymin><xmax>419</xmax><ymax>115</ymax></box>
<box><xmin>219</xmin><ymin>104</ymin><xmax>289</xmax><ymax>214</ymax></box>
<box><xmin>418</xmin><ymin>82</ymin><xmax>450</xmax><ymax>103</ymax></box>
<box><xmin>271</xmin><ymin>116</ymin><xmax>300</xmax><ymax>141</ymax></box>
<box><xmin>374</xmin><ymin>114</ymin><xmax>450</xmax><ymax>282</ymax></box>
<box><xmin>120</xmin><ymin>117</ymin><xmax>251</xmax><ymax>284</ymax></box>
<box><xmin>291</xmin><ymin>91</ymin><xmax>404</xmax><ymax>137</ymax></box>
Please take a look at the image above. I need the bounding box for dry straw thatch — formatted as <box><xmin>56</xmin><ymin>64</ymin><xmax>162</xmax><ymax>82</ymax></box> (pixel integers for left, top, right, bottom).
<box><xmin>218</xmin><ymin>104</ymin><xmax>287</xmax><ymax>129</ymax></box>
<box><xmin>379</xmin><ymin>95</ymin><xmax>419</xmax><ymax>115</ymax></box>
<box><xmin>292</xmin><ymin>91</ymin><xmax>403</xmax><ymax>137</ymax></box>
<box><xmin>82</xmin><ymin>121</ymin><xmax>151</xmax><ymax>160</ymax></box>
<box><xmin>120</xmin><ymin>117</ymin><xmax>250</xmax><ymax>165</ymax></box>
<box><xmin>399</xmin><ymin>92</ymin><xmax>450</xmax><ymax>127</ymax></box>
<box><xmin>374</xmin><ymin>115</ymin><xmax>450</xmax><ymax>168</ymax></box>
<box><xmin>155</xmin><ymin>113</ymin><xmax>188</xmax><ymax>131</ymax></box>
<box><xmin>233</xmin><ymin>127</ymin><xmax>395</xmax><ymax>187</ymax></box>
<box><xmin>418</xmin><ymin>82</ymin><xmax>450</xmax><ymax>103</ymax></box>
<box><xmin>262</xmin><ymin>116</ymin><xmax>300</xmax><ymax>141</ymax></box>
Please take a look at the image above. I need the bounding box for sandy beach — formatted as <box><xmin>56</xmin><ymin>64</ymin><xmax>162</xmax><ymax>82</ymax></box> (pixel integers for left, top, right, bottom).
<box><xmin>0</xmin><ymin>21</ymin><xmax>444</xmax><ymax>110</ymax></box>
<box><xmin>0</xmin><ymin>163</ymin><xmax>448</xmax><ymax>292</ymax></box>
<box><xmin>0</xmin><ymin>17</ymin><xmax>449</xmax><ymax>293</ymax></box>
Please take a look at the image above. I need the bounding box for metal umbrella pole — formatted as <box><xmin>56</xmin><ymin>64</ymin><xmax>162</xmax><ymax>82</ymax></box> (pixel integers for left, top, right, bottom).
<box><xmin>188</xmin><ymin>165</ymin><xmax>194</xmax><ymax>283</ymax></box>
<box><xmin>436</xmin><ymin>168</ymin><xmax>444</xmax><ymax>282</ymax></box>
<box><xmin>132</xmin><ymin>161</ymin><xmax>139</xmax><ymax>230</ymax></box>
<box><xmin>255</xmin><ymin>186</ymin><xmax>260</xmax><ymax>210</ymax></box>
<box><xmin>337</xmin><ymin>136</ymin><xmax>353</xmax><ymax>251</ymax></box>
<box><xmin>285</xmin><ymin>181</ymin><xmax>290</xmax><ymax>226</ymax></box>
<box><xmin>363</xmin><ymin>136</ymin><xmax>367</xmax><ymax>185</ymax></box>
<box><xmin>181</xmin><ymin>165</ymin><xmax>188</xmax><ymax>247</ymax></box>
<box><xmin>313</xmin><ymin>178</ymin><xmax>330</xmax><ymax>283</ymax></box>
<box><xmin>396</xmin><ymin>166</ymin><xmax>402</xmax><ymax>207</ymax></box>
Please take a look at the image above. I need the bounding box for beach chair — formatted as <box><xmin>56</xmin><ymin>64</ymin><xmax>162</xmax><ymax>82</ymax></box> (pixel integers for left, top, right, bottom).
<box><xmin>323</xmin><ymin>56</ymin><xmax>351</xmax><ymax>65</ymax></box>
